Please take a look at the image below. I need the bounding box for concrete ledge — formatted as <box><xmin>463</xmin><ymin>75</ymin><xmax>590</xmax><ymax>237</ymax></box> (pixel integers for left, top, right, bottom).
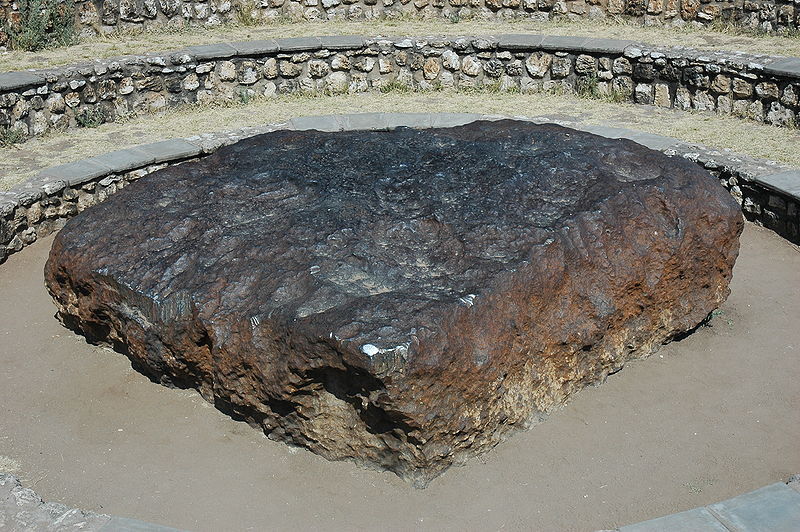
<box><xmin>38</xmin><ymin>159</ymin><xmax>114</xmax><ymax>187</ymax></box>
<box><xmin>137</xmin><ymin>139</ymin><xmax>203</xmax><ymax>164</ymax></box>
<box><xmin>708</xmin><ymin>483</ymin><xmax>800</xmax><ymax>531</ymax></box>
<box><xmin>617</xmin><ymin>480</ymin><xmax>800</xmax><ymax>531</ymax></box>
<box><xmin>185</xmin><ymin>43</ymin><xmax>237</xmax><ymax>60</ymax></box>
<box><xmin>539</xmin><ymin>35</ymin><xmax>591</xmax><ymax>52</ymax></box>
<box><xmin>497</xmin><ymin>34</ymin><xmax>546</xmax><ymax>50</ymax></box>
<box><xmin>582</xmin><ymin>38</ymin><xmax>637</xmax><ymax>54</ymax></box>
<box><xmin>763</xmin><ymin>57</ymin><xmax>800</xmax><ymax>77</ymax></box>
<box><xmin>275</xmin><ymin>36</ymin><xmax>323</xmax><ymax>52</ymax></box>
<box><xmin>87</xmin><ymin>147</ymin><xmax>157</xmax><ymax>174</ymax></box>
<box><xmin>756</xmin><ymin>170</ymin><xmax>800</xmax><ymax>200</ymax></box>
<box><xmin>318</xmin><ymin>35</ymin><xmax>367</xmax><ymax>50</ymax></box>
<box><xmin>0</xmin><ymin>71</ymin><xmax>46</xmax><ymax>91</ymax></box>
<box><xmin>619</xmin><ymin>508</ymin><xmax>728</xmax><ymax>531</ymax></box>
<box><xmin>230</xmin><ymin>39</ymin><xmax>280</xmax><ymax>56</ymax></box>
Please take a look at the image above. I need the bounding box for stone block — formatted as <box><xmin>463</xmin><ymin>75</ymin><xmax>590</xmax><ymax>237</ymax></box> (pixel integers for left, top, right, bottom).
<box><xmin>539</xmin><ymin>35</ymin><xmax>591</xmax><ymax>52</ymax></box>
<box><xmin>497</xmin><ymin>34</ymin><xmax>546</xmax><ymax>50</ymax></box>
<box><xmin>275</xmin><ymin>37</ymin><xmax>323</xmax><ymax>52</ymax></box>
<box><xmin>762</xmin><ymin>58</ymin><xmax>800</xmax><ymax>77</ymax></box>
<box><xmin>619</xmin><ymin>507</ymin><xmax>728</xmax><ymax>531</ymax></box>
<box><xmin>230</xmin><ymin>40</ymin><xmax>280</xmax><ymax>56</ymax></box>
<box><xmin>185</xmin><ymin>43</ymin><xmax>237</xmax><ymax>60</ymax></box>
<box><xmin>318</xmin><ymin>35</ymin><xmax>367</xmax><ymax>50</ymax></box>
<box><xmin>88</xmin><ymin>147</ymin><xmax>157</xmax><ymax>174</ymax></box>
<box><xmin>136</xmin><ymin>139</ymin><xmax>202</xmax><ymax>164</ymax></box>
<box><xmin>38</xmin><ymin>160</ymin><xmax>113</xmax><ymax>187</ymax></box>
<box><xmin>287</xmin><ymin>115</ymin><xmax>344</xmax><ymax>132</ymax></box>
<box><xmin>755</xmin><ymin>170</ymin><xmax>800</xmax><ymax>201</ymax></box>
<box><xmin>708</xmin><ymin>482</ymin><xmax>800</xmax><ymax>532</ymax></box>
<box><xmin>0</xmin><ymin>71</ymin><xmax>46</xmax><ymax>92</ymax></box>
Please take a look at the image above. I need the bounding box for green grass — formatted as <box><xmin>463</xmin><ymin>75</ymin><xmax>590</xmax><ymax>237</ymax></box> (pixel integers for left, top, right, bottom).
<box><xmin>3</xmin><ymin>0</ymin><xmax>76</xmax><ymax>51</ymax></box>
<box><xmin>0</xmin><ymin>127</ymin><xmax>26</xmax><ymax>147</ymax></box>
<box><xmin>75</xmin><ymin>108</ymin><xmax>106</xmax><ymax>128</ymax></box>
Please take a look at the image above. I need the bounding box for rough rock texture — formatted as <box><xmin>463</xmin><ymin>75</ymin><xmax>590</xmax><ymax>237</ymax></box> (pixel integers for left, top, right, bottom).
<box><xmin>45</xmin><ymin>120</ymin><xmax>743</xmax><ymax>487</ymax></box>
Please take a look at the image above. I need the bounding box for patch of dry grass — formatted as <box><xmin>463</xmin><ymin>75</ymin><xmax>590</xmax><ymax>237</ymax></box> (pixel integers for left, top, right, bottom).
<box><xmin>2</xmin><ymin>17</ymin><xmax>799</xmax><ymax>72</ymax></box>
<box><xmin>1</xmin><ymin>89</ymin><xmax>797</xmax><ymax>191</ymax></box>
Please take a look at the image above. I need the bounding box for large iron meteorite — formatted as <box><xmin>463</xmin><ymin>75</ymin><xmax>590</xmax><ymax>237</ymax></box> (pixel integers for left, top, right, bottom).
<box><xmin>45</xmin><ymin>120</ymin><xmax>743</xmax><ymax>486</ymax></box>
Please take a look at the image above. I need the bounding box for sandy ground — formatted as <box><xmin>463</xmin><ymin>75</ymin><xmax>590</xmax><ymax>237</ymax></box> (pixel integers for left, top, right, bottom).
<box><xmin>0</xmin><ymin>223</ymin><xmax>799</xmax><ymax>531</ymax></box>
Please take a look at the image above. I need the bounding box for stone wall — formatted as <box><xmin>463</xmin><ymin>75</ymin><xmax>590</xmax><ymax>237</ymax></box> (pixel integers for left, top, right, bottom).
<box><xmin>1</xmin><ymin>35</ymin><xmax>799</xmax><ymax>142</ymax></box>
<box><xmin>1</xmin><ymin>0</ymin><xmax>798</xmax><ymax>48</ymax></box>
<box><xmin>1</xmin><ymin>112</ymin><xmax>798</xmax><ymax>267</ymax></box>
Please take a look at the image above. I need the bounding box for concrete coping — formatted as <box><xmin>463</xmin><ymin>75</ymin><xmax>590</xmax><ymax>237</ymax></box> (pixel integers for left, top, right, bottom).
<box><xmin>3</xmin><ymin>35</ymin><xmax>799</xmax><ymax>80</ymax></box>
<box><xmin>0</xmin><ymin>71</ymin><xmax>47</xmax><ymax>92</ymax></box>
<box><xmin>3</xmin><ymin>112</ymin><xmax>799</xmax><ymax>217</ymax></box>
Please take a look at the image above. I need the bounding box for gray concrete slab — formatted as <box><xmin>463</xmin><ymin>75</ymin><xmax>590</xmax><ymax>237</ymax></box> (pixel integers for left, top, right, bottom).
<box><xmin>185</xmin><ymin>43</ymin><xmax>237</xmax><ymax>60</ymax></box>
<box><xmin>288</xmin><ymin>114</ymin><xmax>344</xmax><ymax>132</ymax></box>
<box><xmin>0</xmin><ymin>71</ymin><xmax>46</xmax><ymax>91</ymax></box>
<box><xmin>708</xmin><ymin>482</ymin><xmax>800</xmax><ymax>532</ymax></box>
<box><xmin>497</xmin><ymin>34</ymin><xmax>546</xmax><ymax>50</ymax></box>
<box><xmin>755</xmin><ymin>170</ymin><xmax>800</xmax><ymax>200</ymax></box>
<box><xmin>87</xmin><ymin>147</ymin><xmax>156</xmax><ymax>174</ymax></box>
<box><xmin>539</xmin><ymin>35</ymin><xmax>591</xmax><ymax>52</ymax></box>
<box><xmin>576</xmin><ymin>124</ymin><xmax>632</xmax><ymax>138</ymax></box>
<box><xmin>230</xmin><ymin>39</ymin><xmax>280</xmax><ymax>56</ymax></box>
<box><xmin>275</xmin><ymin>36</ymin><xmax>322</xmax><ymax>52</ymax></box>
<box><xmin>429</xmin><ymin>113</ymin><xmax>484</xmax><ymax>128</ymax></box>
<box><xmin>100</xmin><ymin>516</ymin><xmax>186</xmax><ymax>531</ymax></box>
<box><xmin>319</xmin><ymin>35</ymin><xmax>366</xmax><ymax>50</ymax></box>
<box><xmin>37</xmin><ymin>159</ymin><xmax>113</xmax><ymax>187</ymax></box>
<box><xmin>136</xmin><ymin>139</ymin><xmax>202</xmax><ymax>164</ymax></box>
<box><xmin>580</xmin><ymin>38</ymin><xmax>637</xmax><ymax>54</ymax></box>
<box><xmin>340</xmin><ymin>112</ymin><xmax>390</xmax><ymax>131</ymax></box>
<box><xmin>384</xmin><ymin>112</ymin><xmax>435</xmax><ymax>129</ymax></box>
<box><xmin>762</xmin><ymin>57</ymin><xmax>800</xmax><ymax>77</ymax></box>
<box><xmin>618</xmin><ymin>132</ymin><xmax>680</xmax><ymax>151</ymax></box>
<box><xmin>619</xmin><ymin>507</ymin><xmax>729</xmax><ymax>532</ymax></box>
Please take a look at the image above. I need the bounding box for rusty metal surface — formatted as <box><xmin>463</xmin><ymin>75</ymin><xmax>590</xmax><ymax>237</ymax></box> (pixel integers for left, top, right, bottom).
<box><xmin>44</xmin><ymin>120</ymin><xmax>743</xmax><ymax>487</ymax></box>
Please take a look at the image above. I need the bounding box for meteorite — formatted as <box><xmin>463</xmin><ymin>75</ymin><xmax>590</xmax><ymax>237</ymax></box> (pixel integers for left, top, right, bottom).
<box><xmin>45</xmin><ymin>120</ymin><xmax>743</xmax><ymax>487</ymax></box>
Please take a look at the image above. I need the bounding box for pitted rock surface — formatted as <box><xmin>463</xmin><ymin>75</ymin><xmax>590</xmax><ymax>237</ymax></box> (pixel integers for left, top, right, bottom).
<box><xmin>45</xmin><ymin>120</ymin><xmax>743</xmax><ymax>486</ymax></box>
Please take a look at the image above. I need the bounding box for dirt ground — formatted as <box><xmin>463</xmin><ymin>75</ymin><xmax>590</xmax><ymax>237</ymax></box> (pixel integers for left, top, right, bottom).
<box><xmin>0</xmin><ymin>223</ymin><xmax>799</xmax><ymax>531</ymax></box>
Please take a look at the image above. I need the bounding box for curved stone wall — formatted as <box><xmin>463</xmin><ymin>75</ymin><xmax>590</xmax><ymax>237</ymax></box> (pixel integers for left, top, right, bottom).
<box><xmin>0</xmin><ymin>112</ymin><xmax>798</xmax><ymax>267</ymax></box>
<box><xmin>1</xmin><ymin>0</ymin><xmax>797</xmax><ymax>48</ymax></box>
<box><xmin>1</xmin><ymin>35</ymin><xmax>799</xmax><ymax>142</ymax></box>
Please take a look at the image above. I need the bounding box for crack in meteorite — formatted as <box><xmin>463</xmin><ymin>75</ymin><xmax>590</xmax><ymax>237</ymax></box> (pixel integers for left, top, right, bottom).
<box><xmin>45</xmin><ymin>120</ymin><xmax>742</xmax><ymax>487</ymax></box>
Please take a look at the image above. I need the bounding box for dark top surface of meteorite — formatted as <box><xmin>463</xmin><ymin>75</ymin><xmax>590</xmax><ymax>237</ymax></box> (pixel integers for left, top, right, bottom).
<box><xmin>47</xmin><ymin>121</ymin><xmax>728</xmax><ymax>372</ymax></box>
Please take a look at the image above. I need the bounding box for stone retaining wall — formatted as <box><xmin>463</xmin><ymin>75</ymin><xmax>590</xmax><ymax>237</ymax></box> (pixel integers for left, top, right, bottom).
<box><xmin>0</xmin><ymin>112</ymin><xmax>798</xmax><ymax>267</ymax></box>
<box><xmin>2</xmin><ymin>35</ymin><xmax>800</xmax><ymax>143</ymax></box>
<box><xmin>1</xmin><ymin>0</ymin><xmax>798</xmax><ymax>49</ymax></box>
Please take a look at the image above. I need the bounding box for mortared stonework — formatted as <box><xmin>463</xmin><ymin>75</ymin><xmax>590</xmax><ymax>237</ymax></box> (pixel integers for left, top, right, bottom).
<box><xmin>44</xmin><ymin>120</ymin><xmax>743</xmax><ymax>486</ymax></box>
